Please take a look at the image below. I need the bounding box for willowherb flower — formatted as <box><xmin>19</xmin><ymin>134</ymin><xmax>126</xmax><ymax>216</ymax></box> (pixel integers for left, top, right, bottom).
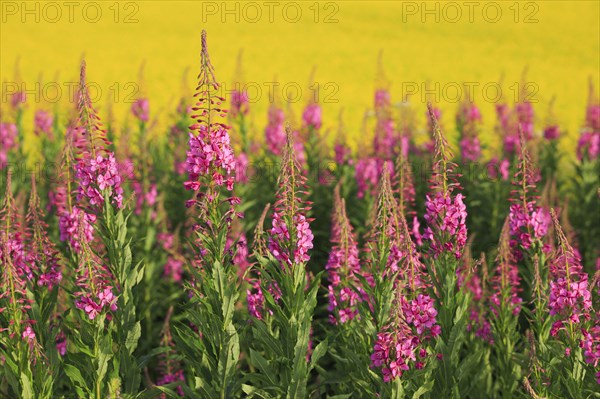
<box><xmin>265</xmin><ymin>105</ymin><xmax>286</xmax><ymax>155</ymax></box>
<box><xmin>246</xmin><ymin>279</ymin><xmax>282</xmax><ymax>320</ymax></box>
<box><xmin>515</xmin><ymin>101</ymin><xmax>535</xmax><ymax>139</ymax></box>
<box><xmin>74</xmin><ymin>61</ymin><xmax>124</xmax><ymax>210</ymax></box>
<box><xmin>548</xmin><ymin>209</ymin><xmax>592</xmax><ymax>337</ymax></box>
<box><xmin>423</xmin><ymin>103</ymin><xmax>468</xmax><ymax>259</ymax></box>
<box><xmin>164</xmin><ymin>257</ymin><xmax>184</xmax><ymax>283</ymax></box>
<box><xmin>184</xmin><ymin>32</ymin><xmax>235</xmax><ymax>195</ymax></box>
<box><xmin>576</xmin><ymin>132</ymin><xmax>600</xmax><ymax>161</ymax></box>
<box><xmin>131</xmin><ymin>98</ymin><xmax>149</xmax><ymax>122</ymax></box>
<box><xmin>230</xmin><ymin>89</ymin><xmax>249</xmax><ymax>118</ymax></box>
<box><xmin>184</xmin><ymin>126</ymin><xmax>235</xmax><ymax>191</ymax></box>
<box><xmin>508</xmin><ymin>133</ymin><xmax>550</xmax><ymax>252</ymax></box>
<box><xmin>132</xmin><ymin>181</ymin><xmax>158</xmax><ymax>215</ymax></box>
<box><xmin>581</xmin><ymin>324</ymin><xmax>600</xmax><ymax>384</ymax></box>
<box><xmin>267</xmin><ymin>127</ymin><xmax>314</xmax><ymax>268</ymax></box>
<box><xmin>490</xmin><ymin>220</ymin><xmax>523</xmax><ymax>316</ymax></box>
<box><xmin>0</xmin><ymin>174</ymin><xmax>36</xmax><ymax>346</ymax></box>
<box><xmin>544</xmin><ymin>125</ymin><xmax>560</xmax><ymax>141</ymax></box>
<box><xmin>326</xmin><ymin>186</ymin><xmax>364</xmax><ymax>324</ymax></box>
<box><xmin>59</xmin><ymin>206</ymin><xmax>96</xmax><ymax>252</ymax></box>
<box><xmin>75</xmin><ymin>153</ymin><xmax>124</xmax><ymax>209</ymax></box>
<box><xmin>0</xmin><ymin>123</ymin><xmax>18</xmax><ymax>169</ymax></box>
<box><xmin>355</xmin><ymin>157</ymin><xmax>392</xmax><ymax>199</ymax></box>
<box><xmin>460</xmin><ymin>137</ymin><xmax>481</xmax><ymax>162</ymax></box>
<box><xmin>234</xmin><ymin>152</ymin><xmax>249</xmax><ymax>183</ymax></box>
<box><xmin>487</xmin><ymin>157</ymin><xmax>510</xmax><ymax>181</ymax></box>
<box><xmin>371</xmin><ymin>289</ymin><xmax>440</xmax><ymax>382</ymax></box>
<box><xmin>302</xmin><ymin>103</ymin><xmax>322</xmax><ymax>130</ymax></box>
<box><xmin>34</xmin><ymin>109</ymin><xmax>53</xmax><ymax>137</ymax></box>
<box><xmin>72</xmin><ymin>212</ymin><xmax>118</xmax><ymax>320</ymax></box>
<box><xmin>26</xmin><ymin>177</ymin><xmax>62</xmax><ymax>289</ymax></box>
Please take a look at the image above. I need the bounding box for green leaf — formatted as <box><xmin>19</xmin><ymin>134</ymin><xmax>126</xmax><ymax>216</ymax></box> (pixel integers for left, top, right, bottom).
<box><xmin>20</xmin><ymin>372</ymin><xmax>33</xmax><ymax>399</ymax></box>
<box><xmin>126</xmin><ymin>321</ymin><xmax>142</xmax><ymax>354</ymax></box>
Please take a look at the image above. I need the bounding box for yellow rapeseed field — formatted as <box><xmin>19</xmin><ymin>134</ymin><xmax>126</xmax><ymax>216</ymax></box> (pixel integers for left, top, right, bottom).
<box><xmin>1</xmin><ymin>0</ymin><xmax>599</xmax><ymax>155</ymax></box>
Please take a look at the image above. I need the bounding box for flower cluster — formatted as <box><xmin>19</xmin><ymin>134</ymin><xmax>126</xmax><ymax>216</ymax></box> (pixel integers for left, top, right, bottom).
<box><xmin>184</xmin><ymin>126</ymin><xmax>235</xmax><ymax>191</ymax></box>
<box><xmin>326</xmin><ymin>189</ymin><xmax>364</xmax><ymax>324</ymax></box>
<box><xmin>132</xmin><ymin>181</ymin><xmax>158</xmax><ymax>215</ymax></box>
<box><xmin>355</xmin><ymin>158</ymin><xmax>392</xmax><ymax>199</ymax></box>
<box><xmin>59</xmin><ymin>206</ymin><xmax>96</xmax><ymax>252</ymax></box>
<box><xmin>34</xmin><ymin>110</ymin><xmax>53</xmax><ymax>137</ymax></box>
<box><xmin>269</xmin><ymin>212</ymin><xmax>314</xmax><ymax>266</ymax></box>
<box><xmin>75</xmin><ymin>287</ymin><xmax>118</xmax><ymax>320</ymax></box>
<box><xmin>548</xmin><ymin>210</ymin><xmax>592</xmax><ymax>337</ymax></box>
<box><xmin>577</xmin><ymin>131</ymin><xmax>599</xmax><ymax>161</ymax></box>
<box><xmin>265</xmin><ymin>105</ymin><xmax>286</xmax><ymax>155</ymax></box>
<box><xmin>423</xmin><ymin>103</ymin><xmax>468</xmax><ymax>259</ymax></box>
<box><xmin>0</xmin><ymin>123</ymin><xmax>18</xmax><ymax>169</ymax></box>
<box><xmin>302</xmin><ymin>103</ymin><xmax>322</xmax><ymax>130</ymax></box>
<box><xmin>371</xmin><ymin>295</ymin><xmax>440</xmax><ymax>382</ymax></box>
<box><xmin>508</xmin><ymin>135</ymin><xmax>550</xmax><ymax>253</ymax></box>
<box><xmin>423</xmin><ymin>192</ymin><xmax>468</xmax><ymax>259</ymax></box>
<box><xmin>131</xmin><ymin>98</ymin><xmax>149</xmax><ymax>122</ymax></box>
<box><xmin>267</xmin><ymin>128</ymin><xmax>314</xmax><ymax>268</ymax></box>
<box><xmin>581</xmin><ymin>325</ymin><xmax>600</xmax><ymax>384</ymax></box>
<box><xmin>490</xmin><ymin>222</ymin><xmax>523</xmax><ymax>316</ymax></box>
<box><xmin>75</xmin><ymin>153</ymin><xmax>124</xmax><ymax>209</ymax></box>
<box><xmin>460</xmin><ymin>137</ymin><xmax>481</xmax><ymax>162</ymax></box>
<box><xmin>230</xmin><ymin>89</ymin><xmax>249</xmax><ymax>117</ymax></box>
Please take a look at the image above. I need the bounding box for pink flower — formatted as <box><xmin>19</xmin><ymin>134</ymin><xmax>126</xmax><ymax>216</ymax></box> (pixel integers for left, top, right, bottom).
<box><xmin>423</xmin><ymin>192</ymin><xmax>468</xmax><ymax>259</ymax></box>
<box><xmin>185</xmin><ymin>126</ymin><xmax>235</xmax><ymax>191</ymax></box>
<box><xmin>34</xmin><ymin>110</ymin><xmax>53</xmax><ymax>137</ymax></box>
<box><xmin>0</xmin><ymin>123</ymin><xmax>18</xmax><ymax>169</ymax></box>
<box><xmin>577</xmin><ymin>132</ymin><xmax>600</xmax><ymax>161</ymax></box>
<box><xmin>131</xmin><ymin>98</ymin><xmax>149</xmax><ymax>122</ymax></box>
<box><xmin>265</xmin><ymin>106</ymin><xmax>286</xmax><ymax>155</ymax></box>
<box><xmin>403</xmin><ymin>294</ymin><xmax>440</xmax><ymax>335</ymax></box>
<box><xmin>230</xmin><ymin>90</ymin><xmax>249</xmax><ymax>117</ymax></box>
<box><xmin>460</xmin><ymin>137</ymin><xmax>481</xmax><ymax>162</ymax></box>
<box><xmin>132</xmin><ymin>182</ymin><xmax>158</xmax><ymax>215</ymax></box>
<box><xmin>75</xmin><ymin>153</ymin><xmax>124</xmax><ymax>209</ymax></box>
<box><xmin>302</xmin><ymin>103</ymin><xmax>322</xmax><ymax>130</ymax></box>
<box><xmin>59</xmin><ymin>207</ymin><xmax>96</xmax><ymax>252</ymax></box>
<box><xmin>544</xmin><ymin>125</ymin><xmax>560</xmax><ymax>140</ymax></box>
<box><xmin>164</xmin><ymin>257</ymin><xmax>184</xmax><ymax>283</ymax></box>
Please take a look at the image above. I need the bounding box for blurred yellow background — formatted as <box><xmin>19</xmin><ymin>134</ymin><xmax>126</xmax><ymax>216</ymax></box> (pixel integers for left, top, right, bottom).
<box><xmin>1</xmin><ymin>0</ymin><xmax>599</xmax><ymax>153</ymax></box>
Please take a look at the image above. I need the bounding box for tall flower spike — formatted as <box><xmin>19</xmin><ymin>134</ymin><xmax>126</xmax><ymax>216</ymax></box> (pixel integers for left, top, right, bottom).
<box><xmin>0</xmin><ymin>173</ymin><xmax>35</xmax><ymax>345</ymax></box>
<box><xmin>548</xmin><ymin>209</ymin><xmax>592</xmax><ymax>338</ymax></box>
<box><xmin>268</xmin><ymin>125</ymin><xmax>314</xmax><ymax>267</ymax></box>
<box><xmin>74</xmin><ymin>61</ymin><xmax>123</xmax><ymax>209</ymax></box>
<box><xmin>366</xmin><ymin>166</ymin><xmax>405</xmax><ymax>276</ymax></box>
<box><xmin>508</xmin><ymin>130</ymin><xmax>550</xmax><ymax>253</ymax></box>
<box><xmin>185</xmin><ymin>30</ymin><xmax>235</xmax><ymax>195</ymax></box>
<box><xmin>26</xmin><ymin>176</ymin><xmax>62</xmax><ymax>289</ymax></box>
<box><xmin>423</xmin><ymin>103</ymin><xmax>467</xmax><ymax>259</ymax></box>
<box><xmin>490</xmin><ymin>219</ymin><xmax>522</xmax><ymax>316</ymax></box>
<box><xmin>326</xmin><ymin>184</ymin><xmax>364</xmax><ymax>324</ymax></box>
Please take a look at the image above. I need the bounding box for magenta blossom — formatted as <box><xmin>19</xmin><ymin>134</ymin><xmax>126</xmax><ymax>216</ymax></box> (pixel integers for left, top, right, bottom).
<box><xmin>184</xmin><ymin>125</ymin><xmax>235</xmax><ymax>192</ymax></box>
<box><xmin>0</xmin><ymin>123</ymin><xmax>18</xmax><ymax>169</ymax></box>
<box><xmin>302</xmin><ymin>103</ymin><xmax>322</xmax><ymax>130</ymax></box>
<box><xmin>131</xmin><ymin>98</ymin><xmax>149</xmax><ymax>122</ymax></box>
<box><xmin>59</xmin><ymin>206</ymin><xmax>96</xmax><ymax>252</ymax></box>
<box><xmin>34</xmin><ymin>110</ymin><xmax>53</xmax><ymax>137</ymax></box>
<box><xmin>75</xmin><ymin>153</ymin><xmax>124</xmax><ymax>209</ymax></box>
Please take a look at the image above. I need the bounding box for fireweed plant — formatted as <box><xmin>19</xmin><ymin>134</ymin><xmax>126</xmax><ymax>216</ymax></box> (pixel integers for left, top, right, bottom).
<box><xmin>1</xmin><ymin>31</ymin><xmax>600</xmax><ymax>398</ymax></box>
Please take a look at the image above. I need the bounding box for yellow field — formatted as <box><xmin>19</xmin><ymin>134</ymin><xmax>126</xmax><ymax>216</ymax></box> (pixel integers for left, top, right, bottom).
<box><xmin>1</xmin><ymin>0</ymin><xmax>599</xmax><ymax>154</ymax></box>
